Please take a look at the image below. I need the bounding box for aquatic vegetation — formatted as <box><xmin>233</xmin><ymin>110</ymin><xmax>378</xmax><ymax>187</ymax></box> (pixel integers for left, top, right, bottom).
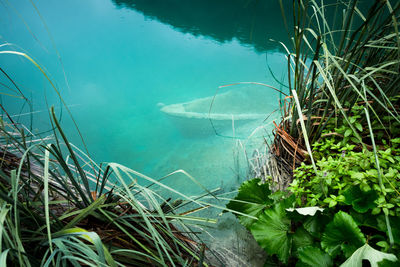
<box><xmin>228</xmin><ymin>0</ymin><xmax>400</xmax><ymax>265</ymax></box>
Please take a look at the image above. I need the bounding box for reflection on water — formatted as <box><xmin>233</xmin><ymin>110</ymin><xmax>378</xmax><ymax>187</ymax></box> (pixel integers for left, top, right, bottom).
<box><xmin>112</xmin><ymin>0</ymin><xmax>290</xmax><ymax>52</ymax></box>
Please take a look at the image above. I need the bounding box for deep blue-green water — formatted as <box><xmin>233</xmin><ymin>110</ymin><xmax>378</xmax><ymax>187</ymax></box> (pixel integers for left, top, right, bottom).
<box><xmin>1</xmin><ymin>0</ymin><xmax>288</xmax><ymax>196</ymax></box>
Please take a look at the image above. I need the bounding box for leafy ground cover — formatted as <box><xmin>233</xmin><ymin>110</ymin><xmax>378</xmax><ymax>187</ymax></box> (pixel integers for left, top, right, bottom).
<box><xmin>228</xmin><ymin>127</ymin><xmax>400</xmax><ymax>265</ymax></box>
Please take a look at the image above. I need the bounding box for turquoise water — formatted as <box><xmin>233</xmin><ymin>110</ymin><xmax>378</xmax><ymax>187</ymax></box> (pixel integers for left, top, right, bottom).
<box><xmin>0</xmin><ymin>0</ymin><xmax>288</xmax><ymax>196</ymax></box>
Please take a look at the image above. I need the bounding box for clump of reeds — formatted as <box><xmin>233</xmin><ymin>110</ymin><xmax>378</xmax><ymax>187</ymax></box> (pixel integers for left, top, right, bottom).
<box><xmin>0</xmin><ymin>109</ymin><xmax>217</xmax><ymax>266</ymax></box>
<box><xmin>272</xmin><ymin>0</ymin><xmax>400</xmax><ymax>178</ymax></box>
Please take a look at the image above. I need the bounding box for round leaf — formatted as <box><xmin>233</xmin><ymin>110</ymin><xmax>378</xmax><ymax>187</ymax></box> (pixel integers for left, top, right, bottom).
<box><xmin>226</xmin><ymin>178</ymin><xmax>272</xmax><ymax>228</ymax></box>
<box><xmin>321</xmin><ymin>211</ymin><xmax>366</xmax><ymax>257</ymax></box>
<box><xmin>250</xmin><ymin>204</ymin><xmax>291</xmax><ymax>263</ymax></box>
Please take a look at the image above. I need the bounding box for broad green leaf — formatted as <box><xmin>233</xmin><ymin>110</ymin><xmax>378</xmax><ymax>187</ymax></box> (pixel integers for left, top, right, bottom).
<box><xmin>303</xmin><ymin>213</ymin><xmax>331</xmax><ymax>239</ymax></box>
<box><xmin>350</xmin><ymin>210</ymin><xmax>379</xmax><ymax>230</ymax></box>
<box><xmin>226</xmin><ymin>178</ymin><xmax>272</xmax><ymax>228</ymax></box>
<box><xmin>343</xmin><ymin>186</ymin><xmax>378</xmax><ymax>213</ymax></box>
<box><xmin>279</xmin><ymin>193</ymin><xmax>296</xmax><ymax>210</ymax></box>
<box><xmin>378</xmin><ymin>259</ymin><xmax>399</xmax><ymax>267</ymax></box>
<box><xmin>292</xmin><ymin>226</ymin><xmax>314</xmax><ymax>253</ymax></box>
<box><xmin>390</xmin><ymin>216</ymin><xmax>400</xmax><ymax>245</ymax></box>
<box><xmin>250</xmin><ymin>203</ymin><xmax>291</xmax><ymax>263</ymax></box>
<box><xmin>321</xmin><ymin>211</ymin><xmax>366</xmax><ymax>257</ymax></box>
<box><xmin>298</xmin><ymin>246</ymin><xmax>333</xmax><ymax>267</ymax></box>
<box><xmin>340</xmin><ymin>244</ymin><xmax>397</xmax><ymax>267</ymax></box>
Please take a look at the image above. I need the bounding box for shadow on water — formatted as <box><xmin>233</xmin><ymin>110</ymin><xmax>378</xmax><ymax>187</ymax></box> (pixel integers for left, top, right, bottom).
<box><xmin>111</xmin><ymin>0</ymin><xmax>291</xmax><ymax>52</ymax></box>
<box><xmin>111</xmin><ymin>0</ymin><xmax>374</xmax><ymax>54</ymax></box>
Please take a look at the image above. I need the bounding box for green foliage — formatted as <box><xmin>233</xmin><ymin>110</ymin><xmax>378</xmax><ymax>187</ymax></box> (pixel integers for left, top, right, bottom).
<box><xmin>321</xmin><ymin>211</ymin><xmax>366</xmax><ymax>258</ymax></box>
<box><xmin>342</xmin><ymin>186</ymin><xmax>378</xmax><ymax>213</ymax></box>
<box><xmin>284</xmin><ymin>103</ymin><xmax>400</xmax><ymax>264</ymax></box>
<box><xmin>250</xmin><ymin>204</ymin><xmax>292</xmax><ymax>263</ymax></box>
<box><xmin>250</xmin><ymin>201</ymin><xmax>314</xmax><ymax>264</ymax></box>
<box><xmin>229</xmin><ymin>105</ymin><xmax>400</xmax><ymax>265</ymax></box>
<box><xmin>0</xmin><ymin>116</ymin><xmax>213</xmax><ymax>266</ymax></box>
<box><xmin>290</xmin><ymin>109</ymin><xmax>400</xmax><ymax>217</ymax></box>
<box><xmin>280</xmin><ymin>0</ymin><xmax>400</xmax><ymax>145</ymax></box>
<box><xmin>0</xmin><ymin>42</ymin><xmax>217</xmax><ymax>266</ymax></box>
<box><xmin>245</xmin><ymin>0</ymin><xmax>400</xmax><ymax>265</ymax></box>
<box><xmin>226</xmin><ymin>178</ymin><xmax>397</xmax><ymax>266</ymax></box>
<box><xmin>226</xmin><ymin>178</ymin><xmax>272</xmax><ymax>228</ymax></box>
<box><xmin>297</xmin><ymin>246</ymin><xmax>332</xmax><ymax>267</ymax></box>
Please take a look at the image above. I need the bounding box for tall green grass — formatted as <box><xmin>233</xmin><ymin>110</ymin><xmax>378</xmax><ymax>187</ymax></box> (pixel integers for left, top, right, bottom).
<box><xmin>274</xmin><ymin>0</ymin><xmax>400</xmax><ymax>166</ymax></box>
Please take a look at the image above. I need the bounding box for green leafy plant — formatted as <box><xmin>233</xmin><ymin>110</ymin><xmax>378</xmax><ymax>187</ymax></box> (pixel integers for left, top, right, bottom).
<box><xmin>290</xmin><ymin>104</ymin><xmax>400</xmax><ymax>219</ymax></box>
<box><xmin>226</xmin><ymin>178</ymin><xmax>398</xmax><ymax>265</ymax></box>
<box><xmin>321</xmin><ymin>211</ymin><xmax>366</xmax><ymax>258</ymax></box>
<box><xmin>225</xmin><ymin>178</ymin><xmax>273</xmax><ymax>228</ymax></box>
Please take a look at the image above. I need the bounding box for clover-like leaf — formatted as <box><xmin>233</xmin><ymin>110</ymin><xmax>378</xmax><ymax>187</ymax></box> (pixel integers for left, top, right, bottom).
<box><xmin>349</xmin><ymin>172</ymin><xmax>364</xmax><ymax>179</ymax></box>
<box><xmin>340</xmin><ymin>244</ymin><xmax>397</xmax><ymax>267</ymax></box>
<box><xmin>226</xmin><ymin>178</ymin><xmax>272</xmax><ymax>228</ymax></box>
<box><xmin>297</xmin><ymin>246</ymin><xmax>333</xmax><ymax>267</ymax></box>
<box><xmin>321</xmin><ymin>211</ymin><xmax>366</xmax><ymax>258</ymax></box>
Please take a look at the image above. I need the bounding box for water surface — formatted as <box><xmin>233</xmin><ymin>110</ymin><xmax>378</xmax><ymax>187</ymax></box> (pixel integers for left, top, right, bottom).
<box><xmin>0</xmin><ymin>0</ymin><xmax>287</xmax><ymax>196</ymax></box>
